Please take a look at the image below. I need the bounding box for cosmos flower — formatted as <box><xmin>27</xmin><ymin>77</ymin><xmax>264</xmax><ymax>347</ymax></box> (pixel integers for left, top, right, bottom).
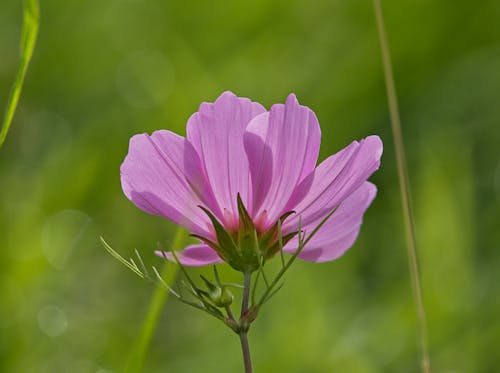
<box><xmin>120</xmin><ymin>92</ymin><xmax>382</xmax><ymax>271</ymax></box>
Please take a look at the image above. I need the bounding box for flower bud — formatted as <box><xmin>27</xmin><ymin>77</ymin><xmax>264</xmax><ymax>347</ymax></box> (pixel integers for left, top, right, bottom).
<box><xmin>200</xmin><ymin>275</ymin><xmax>234</xmax><ymax>307</ymax></box>
<box><xmin>209</xmin><ymin>286</ymin><xmax>234</xmax><ymax>307</ymax></box>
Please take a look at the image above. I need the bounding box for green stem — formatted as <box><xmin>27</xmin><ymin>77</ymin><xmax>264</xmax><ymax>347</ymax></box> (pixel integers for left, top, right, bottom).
<box><xmin>239</xmin><ymin>271</ymin><xmax>253</xmax><ymax>373</ymax></box>
<box><xmin>125</xmin><ymin>228</ymin><xmax>186</xmax><ymax>373</ymax></box>
<box><xmin>372</xmin><ymin>1</ymin><xmax>431</xmax><ymax>372</ymax></box>
<box><xmin>239</xmin><ymin>331</ymin><xmax>253</xmax><ymax>373</ymax></box>
<box><xmin>241</xmin><ymin>271</ymin><xmax>251</xmax><ymax>316</ymax></box>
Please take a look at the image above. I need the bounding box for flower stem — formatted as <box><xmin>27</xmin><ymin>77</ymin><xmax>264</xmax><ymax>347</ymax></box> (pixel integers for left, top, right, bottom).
<box><xmin>372</xmin><ymin>1</ymin><xmax>431</xmax><ymax>372</ymax></box>
<box><xmin>239</xmin><ymin>331</ymin><xmax>253</xmax><ymax>373</ymax></box>
<box><xmin>241</xmin><ymin>271</ymin><xmax>251</xmax><ymax>315</ymax></box>
<box><xmin>239</xmin><ymin>271</ymin><xmax>253</xmax><ymax>373</ymax></box>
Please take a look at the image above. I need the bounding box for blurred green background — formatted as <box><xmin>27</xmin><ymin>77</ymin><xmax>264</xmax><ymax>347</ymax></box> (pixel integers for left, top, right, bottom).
<box><xmin>1</xmin><ymin>0</ymin><xmax>499</xmax><ymax>372</ymax></box>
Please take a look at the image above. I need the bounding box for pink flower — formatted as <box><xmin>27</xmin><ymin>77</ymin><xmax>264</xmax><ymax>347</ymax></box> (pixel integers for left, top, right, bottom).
<box><xmin>121</xmin><ymin>92</ymin><xmax>382</xmax><ymax>270</ymax></box>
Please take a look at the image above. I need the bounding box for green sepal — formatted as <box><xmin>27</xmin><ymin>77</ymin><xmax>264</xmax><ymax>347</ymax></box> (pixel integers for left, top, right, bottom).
<box><xmin>190</xmin><ymin>234</ymin><xmax>227</xmax><ymax>260</ymax></box>
<box><xmin>259</xmin><ymin>210</ymin><xmax>295</xmax><ymax>245</ymax></box>
<box><xmin>198</xmin><ymin>206</ymin><xmax>240</xmax><ymax>264</ymax></box>
<box><xmin>259</xmin><ymin>210</ymin><xmax>297</xmax><ymax>257</ymax></box>
<box><xmin>200</xmin><ymin>274</ymin><xmax>218</xmax><ymax>292</ymax></box>
<box><xmin>190</xmin><ymin>234</ymin><xmax>219</xmax><ymax>251</ymax></box>
<box><xmin>237</xmin><ymin>193</ymin><xmax>255</xmax><ymax>234</ymax></box>
<box><xmin>197</xmin><ymin>203</ymin><xmax>298</xmax><ymax>272</ymax></box>
<box><xmin>198</xmin><ymin>205</ymin><xmax>259</xmax><ymax>272</ymax></box>
<box><xmin>235</xmin><ymin>194</ymin><xmax>260</xmax><ymax>272</ymax></box>
<box><xmin>264</xmin><ymin>231</ymin><xmax>299</xmax><ymax>259</ymax></box>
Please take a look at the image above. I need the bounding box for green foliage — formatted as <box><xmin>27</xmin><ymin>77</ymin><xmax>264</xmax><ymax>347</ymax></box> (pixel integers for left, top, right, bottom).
<box><xmin>1</xmin><ymin>0</ymin><xmax>499</xmax><ymax>372</ymax></box>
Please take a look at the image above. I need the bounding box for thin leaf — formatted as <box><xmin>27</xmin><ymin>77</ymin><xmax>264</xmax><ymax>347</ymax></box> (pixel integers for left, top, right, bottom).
<box><xmin>223</xmin><ymin>283</ymin><xmax>244</xmax><ymax>289</ymax></box>
<box><xmin>180</xmin><ymin>280</ymin><xmax>199</xmax><ymax>297</ymax></box>
<box><xmin>0</xmin><ymin>0</ymin><xmax>40</xmax><ymax>148</ymax></box>
<box><xmin>152</xmin><ymin>266</ymin><xmax>180</xmax><ymax>298</ymax></box>
<box><xmin>165</xmin><ymin>249</ymin><xmax>222</xmax><ymax>313</ymax></box>
<box><xmin>257</xmin><ymin>209</ymin><xmax>341</xmax><ymax>307</ymax></box>
<box><xmin>260</xmin><ymin>266</ymin><xmax>270</xmax><ymax>288</ymax></box>
<box><xmin>134</xmin><ymin>249</ymin><xmax>150</xmax><ymax>278</ymax></box>
<box><xmin>262</xmin><ymin>282</ymin><xmax>285</xmax><ymax>305</ymax></box>
<box><xmin>100</xmin><ymin>236</ymin><xmax>144</xmax><ymax>278</ymax></box>
<box><xmin>251</xmin><ymin>266</ymin><xmax>261</xmax><ymax>306</ymax></box>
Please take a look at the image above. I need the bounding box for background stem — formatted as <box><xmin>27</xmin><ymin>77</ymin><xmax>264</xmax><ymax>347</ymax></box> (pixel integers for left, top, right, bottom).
<box><xmin>125</xmin><ymin>229</ymin><xmax>186</xmax><ymax>373</ymax></box>
<box><xmin>372</xmin><ymin>1</ymin><xmax>432</xmax><ymax>372</ymax></box>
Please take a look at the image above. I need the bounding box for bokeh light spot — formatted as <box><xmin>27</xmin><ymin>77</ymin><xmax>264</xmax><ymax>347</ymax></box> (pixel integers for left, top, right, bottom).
<box><xmin>42</xmin><ymin>209</ymin><xmax>92</xmax><ymax>270</ymax></box>
<box><xmin>37</xmin><ymin>305</ymin><xmax>68</xmax><ymax>337</ymax></box>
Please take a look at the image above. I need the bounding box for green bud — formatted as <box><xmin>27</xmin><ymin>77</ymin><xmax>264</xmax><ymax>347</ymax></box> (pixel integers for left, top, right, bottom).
<box><xmin>200</xmin><ymin>275</ymin><xmax>234</xmax><ymax>307</ymax></box>
<box><xmin>210</xmin><ymin>286</ymin><xmax>234</xmax><ymax>307</ymax></box>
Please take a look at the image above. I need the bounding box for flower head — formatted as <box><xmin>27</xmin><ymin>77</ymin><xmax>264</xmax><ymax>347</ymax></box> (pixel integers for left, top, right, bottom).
<box><xmin>121</xmin><ymin>92</ymin><xmax>382</xmax><ymax>271</ymax></box>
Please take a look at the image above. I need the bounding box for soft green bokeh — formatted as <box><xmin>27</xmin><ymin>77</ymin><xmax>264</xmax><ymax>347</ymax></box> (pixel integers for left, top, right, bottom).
<box><xmin>1</xmin><ymin>0</ymin><xmax>499</xmax><ymax>372</ymax></box>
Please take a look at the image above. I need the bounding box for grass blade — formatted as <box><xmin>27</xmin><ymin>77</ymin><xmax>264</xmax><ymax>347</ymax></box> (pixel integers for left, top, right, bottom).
<box><xmin>372</xmin><ymin>1</ymin><xmax>431</xmax><ymax>372</ymax></box>
<box><xmin>0</xmin><ymin>0</ymin><xmax>40</xmax><ymax>148</ymax></box>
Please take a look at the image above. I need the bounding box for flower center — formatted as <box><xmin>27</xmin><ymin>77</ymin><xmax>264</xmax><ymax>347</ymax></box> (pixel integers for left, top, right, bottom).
<box><xmin>195</xmin><ymin>195</ymin><xmax>298</xmax><ymax>272</ymax></box>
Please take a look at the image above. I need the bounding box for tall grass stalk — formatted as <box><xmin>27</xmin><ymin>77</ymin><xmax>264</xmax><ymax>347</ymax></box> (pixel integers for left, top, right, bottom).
<box><xmin>372</xmin><ymin>1</ymin><xmax>431</xmax><ymax>372</ymax></box>
<box><xmin>0</xmin><ymin>0</ymin><xmax>39</xmax><ymax>149</ymax></box>
<box><xmin>125</xmin><ymin>228</ymin><xmax>187</xmax><ymax>373</ymax></box>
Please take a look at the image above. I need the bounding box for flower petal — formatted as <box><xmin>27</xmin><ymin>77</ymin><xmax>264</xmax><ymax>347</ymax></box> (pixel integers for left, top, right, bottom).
<box><xmin>284</xmin><ymin>182</ymin><xmax>377</xmax><ymax>262</ymax></box>
<box><xmin>244</xmin><ymin>94</ymin><xmax>321</xmax><ymax>227</ymax></box>
<box><xmin>155</xmin><ymin>245</ymin><xmax>223</xmax><ymax>266</ymax></box>
<box><xmin>120</xmin><ymin>130</ymin><xmax>213</xmax><ymax>237</ymax></box>
<box><xmin>285</xmin><ymin>135</ymin><xmax>382</xmax><ymax>230</ymax></box>
<box><xmin>187</xmin><ymin>91</ymin><xmax>266</xmax><ymax>227</ymax></box>
<box><xmin>243</xmin><ymin>112</ymin><xmax>272</xmax><ymax>219</ymax></box>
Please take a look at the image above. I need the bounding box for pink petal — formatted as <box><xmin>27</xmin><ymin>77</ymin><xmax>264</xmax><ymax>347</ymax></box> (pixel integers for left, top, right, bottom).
<box><xmin>120</xmin><ymin>130</ymin><xmax>214</xmax><ymax>237</ymax></box>
<box><xmin>243</xmin><ymin>112</ymin><xmax>272</xmax><ymax>218</ymax></box>
<box><xmin>155</xmin><ymin>245</ymin><xmax>223</xmax><ymax>266</ymax></box>
<box><xmin>187</xmin><ymin>91</ymin><xmax>266</xmax><ymax>227</ymax></box>
<box><xmin>244</xmin><ymin>94</ymin><xmax>321</xmax><ymax>227</ymax></box>
<box><xmin>285</xmin><ymin>135</ymin><xmax>382</xmax><ymax>230</ymax></box>
<box><xmin>284</xmin><ymin>182</ymin><xmax>377</xmax><ymax>262</ymax></box>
